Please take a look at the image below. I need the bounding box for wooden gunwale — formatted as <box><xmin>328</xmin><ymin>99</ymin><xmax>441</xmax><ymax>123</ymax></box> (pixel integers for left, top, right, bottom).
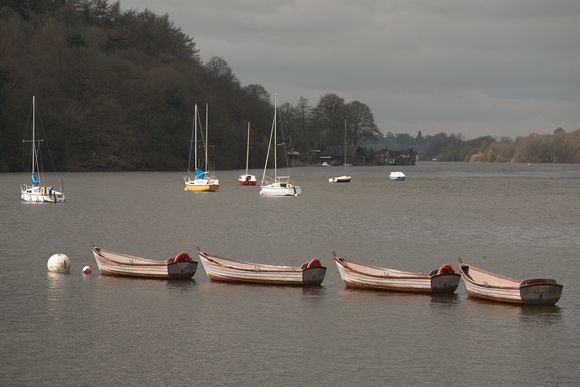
<box><xmin>197</xmin><ymin>247</ymin><xmax>303</xmax><ymax>272</ymax></box>
<box><xmin>93</xmin><ymin>245</ymin><xmax>168</xmax><ymax>266</ymax></box>
<box><xmin>333</xmin><ymin>252</ymin><xmax>431</xmax><ymax>279</ymax></box>
<box><xmin>458</xmin><ymin>257</ymin><xmax>520</xmax><ymax>289</ymax></box>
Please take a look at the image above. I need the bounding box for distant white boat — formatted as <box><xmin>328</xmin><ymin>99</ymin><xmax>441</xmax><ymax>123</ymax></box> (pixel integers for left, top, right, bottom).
<box><xmin>20</xmin><ymin>96</ymin><xmax>66</xmax><ymax>203</ymax></box>
<box><xmin>321</xmin><ymin>161</ymin><xmax>331</xmax><ymax>167</ymax></box>
<box><xmin>260</xmin><ymin>94</ymin><xmax>301</xmax><ymax>197</ymax></box>
<box><xmin>389</xmin><ymin>171</ymin><xmax>405</xmax><ymax>181</ymax></box>
<box><xmin>329</xmin><ymin>120</ymin><xmax>351</xmax><ymax>183</ymax></box>
<box><xmin>329</xmin><ymin>175</ymin><xmax>351</xmax><ymax>183</ymax></box>
<box><xmin>239</xmin><ymin>122</ymin><xmax>257</xmax><ymax>185</ymax></box>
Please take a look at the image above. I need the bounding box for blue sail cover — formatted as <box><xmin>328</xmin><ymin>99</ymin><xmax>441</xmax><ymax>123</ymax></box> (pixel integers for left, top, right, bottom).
<box><xmin>195</xmin><ymin>168</ymin><xmax>205</xmax><ymax>179</ymax></box>
<box><xmin>31</xmin><ymin>172</ymin><xmax>40</xmax><ymax>185</ymax></box>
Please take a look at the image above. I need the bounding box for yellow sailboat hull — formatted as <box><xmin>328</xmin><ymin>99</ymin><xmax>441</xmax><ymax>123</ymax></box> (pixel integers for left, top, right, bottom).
<box><xmin>184</xmin><ymin>183</ymin><xmax>219</xmax><ymax>192</ymax></box>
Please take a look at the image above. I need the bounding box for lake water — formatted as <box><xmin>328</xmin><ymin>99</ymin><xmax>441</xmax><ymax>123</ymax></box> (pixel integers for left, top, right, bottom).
<box><xmin>1</xmin><ymin>163</ymin><xmax>579</xmax><ymax>386</ymax></box>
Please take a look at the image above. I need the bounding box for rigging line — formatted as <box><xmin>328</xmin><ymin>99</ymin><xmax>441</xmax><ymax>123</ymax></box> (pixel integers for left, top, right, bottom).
<box><xmin>261</xmin><ymin>114</ymin><xmax>275</xmax><ymax>185</ymax></box>
<box><xmin>32</xmin><ymin>99</ymin><xmax>64</xmax><ymax>186</ymax></box>
<box><xmin>278</xmin><ymin>120</ymin><xmax>292</xmax><ymax>177</ymax></box>
<box><xmin>187</xmin><ymin>110</ymin><xmax>195</xmax><ymax>174</ymax></box>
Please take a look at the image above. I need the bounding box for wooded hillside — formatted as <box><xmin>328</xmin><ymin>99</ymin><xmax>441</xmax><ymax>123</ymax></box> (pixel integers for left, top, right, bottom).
<box><xmin>0</xmin><ymin>0</ymin><xmax>381</xmax><ymax>172</ymax></box>
<box><xmin>0</xmin><ymin>0</ymin><xmax>274</xmax><ymax>172</ymax></box>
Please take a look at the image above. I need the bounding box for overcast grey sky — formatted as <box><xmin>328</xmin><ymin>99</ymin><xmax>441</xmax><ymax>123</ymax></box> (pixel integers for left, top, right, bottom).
<box><xmin>119</xmin><ymin>0</ymin><xmax>579</xmax><ymax>139</ymax></box>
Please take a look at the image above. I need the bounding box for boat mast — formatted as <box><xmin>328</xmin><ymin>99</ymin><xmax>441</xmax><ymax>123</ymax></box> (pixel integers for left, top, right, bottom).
<box><xmin>245</xmin><ymin>122</ymin><xmax>250</xmax><ymax>175</ymax></box>
<box><xmin>344</xmin><ymin>119</ymin><xmax>347</xmax><ymax>175</ymax></box>
<box><xmin>205</xmin><ymin>103</ymin><xmax>209</xmax><ymax>172</ymax></box>
<box><xmin>187</xmin><ymin>105</ymin><xmax>196</xmax><ymax>174</ymax></box>
<box><xmin>32</xmin><ymin>96</ymin><xmax>36</xmax><ymax>180</ymax></box>
<box><xmin>274</xmin><ymin>93</ymin><xmax>277</xmax><ymax>180</ymax></box>
<box><xmin>194</xmin><ymin>104</ymin><xmax>198</xmax><ymax>172</ymax></box>
<box><xmin>261</xmin><ymin>94</ymin><xmax>277</xmax><ymax>186</ymax></box>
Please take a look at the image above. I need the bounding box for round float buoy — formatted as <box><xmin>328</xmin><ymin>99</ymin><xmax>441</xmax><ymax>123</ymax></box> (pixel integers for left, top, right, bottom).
<box><xmin>47</xmin><ymin>253</ymin><xmax>71</xmax><ymax>273</ymax></box>
<box><xmin>437</xmin><ymin>264</ymin><xmax>454</xmax><ymax>274</ymax></box>
<box><xmin>173</xmin><ymin>252</ymin><xmax>190</xmax><ymax>262</ymax></box>
<box><xmin>306</xmin><ymin>258</ymin><xmax>321</xmax><ymax>268</ymax></box>
<box><xmin>82</xmin><ymin>266</ymin><xmax>92</xmax><ymax>274</ymax></box>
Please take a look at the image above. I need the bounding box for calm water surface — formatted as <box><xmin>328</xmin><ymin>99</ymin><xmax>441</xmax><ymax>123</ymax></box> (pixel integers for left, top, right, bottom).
<box><xmin>1</xmin><ymin>163</ymin><xmax>579</xmax><ymax>386</ymax></box>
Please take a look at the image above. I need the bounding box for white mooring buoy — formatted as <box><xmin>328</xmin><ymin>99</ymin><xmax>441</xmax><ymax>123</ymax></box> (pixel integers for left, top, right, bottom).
<box><xmin>47</xmin><ymin>253</ymin><xmax>71</xmax><ymax>273</ymax></box>
<box><xmin>82</xmin><ymin>266</ymin><xmax>92</xmax><ymax>274</ymax></box>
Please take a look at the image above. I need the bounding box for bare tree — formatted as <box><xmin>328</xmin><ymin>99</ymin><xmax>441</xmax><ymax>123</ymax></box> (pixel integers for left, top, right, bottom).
<box><xmin>205</xmin><ymin>56</ymin><xmax>240</xmax><ymax>86</ymax></box>
<box><xmin>311</xmin><ymin>93</ymin><xmax>345</xmax><ymax>146</ymax></box>
<box><xmin>243</xmin><ymin>84</ymin><xmax>270</xmax><ymax>104</ymax></box>
<box><xmin>344</xmin><ymin>100</ymin><xmax>379</xmax><ymax>145</ymax></box>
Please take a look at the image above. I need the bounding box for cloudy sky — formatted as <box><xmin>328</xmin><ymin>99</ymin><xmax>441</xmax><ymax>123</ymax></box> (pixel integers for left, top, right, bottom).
<box><xmin>119</xmin><ymin>0</ymin><xmax>579</xmax><ymax>139</ymax></box>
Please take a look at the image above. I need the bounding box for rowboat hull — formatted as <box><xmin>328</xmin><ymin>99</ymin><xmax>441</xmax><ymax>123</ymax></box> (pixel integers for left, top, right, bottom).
<box><xmin>333</xmin><ymin>253</ymin><xmax>460</xmax><ymax>294</ymax></box>
<box><xmin>91</xmin><ymin>244</ymin><xmax>197</xmax><ymax>279</ymax></box>
<box><xmin>458</xmin><ymin>258</ymin><xmax>563</xmax><ymax>305</ymax></box>
<box><xmin>197</xmin><ymin>248</ymin><xmax>326</xmax><ymax>285</ymax></box>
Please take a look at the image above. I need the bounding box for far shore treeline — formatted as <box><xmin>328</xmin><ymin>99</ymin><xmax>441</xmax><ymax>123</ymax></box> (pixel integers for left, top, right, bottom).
<box><xmin>1</xmin><ymin>1</ymin><xmax>578</xmax><ymax>172</ymax></box>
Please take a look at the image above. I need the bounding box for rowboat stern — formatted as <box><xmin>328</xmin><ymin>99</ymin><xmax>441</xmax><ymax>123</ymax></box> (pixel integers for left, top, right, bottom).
<box><xmin>302</xmin><ymin>265</ymin><xmax>327</xmax><ymax>285</ymax></box>
<box><xmin>429</xmin><ymin>272</ymin><xmax>461</xmax><ymax>294</ymax></box>
<box><xmin>167</xmin><ymin>260</ymin><xmax>198</xmax><ymax>279</ymax></box>
<box><xmin>519</xmin><ymin>279</ymin><xmax>563</xmax><ymax>305</ymax></box>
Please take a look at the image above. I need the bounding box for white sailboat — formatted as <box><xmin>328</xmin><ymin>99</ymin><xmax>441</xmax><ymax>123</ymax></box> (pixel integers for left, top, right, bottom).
<box><xmin>20</xmin><ymin>96</ymin><xmax>66</xmax><ymax>203</ymax></box>
<box><xmin>329</xmin><ymin>120</ymin><xmax>351</xmax><ymax>183</ymax></box>
<box><xmin>239</xmin><ymin>122</ymin><xmax>257</xmax><ymax>185</ymax></box>
<box><xmin>184</xmin><ymin>103</ymin><xmax>219</xmax><ymax>192</ymax></box>
<box><xmin>259</xmin><ymin>94</ymin><xmax>301</xmax><ymax>197</ymax></box>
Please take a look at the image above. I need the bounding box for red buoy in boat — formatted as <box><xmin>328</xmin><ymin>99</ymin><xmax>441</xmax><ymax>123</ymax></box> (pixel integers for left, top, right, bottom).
<box><xmin>306</xmin><ymin>258</ymin><xmax>321</xmax><ymax>268</ymax></box>
<box><xmin>173</xmin><ymin>252</ymin><xmax>190</xmax><ymax>262</ymax></box>
<box><xmin>437</xmin><ymin>264</ymin><xmax>454</xmax><ymax>274</ymax></box>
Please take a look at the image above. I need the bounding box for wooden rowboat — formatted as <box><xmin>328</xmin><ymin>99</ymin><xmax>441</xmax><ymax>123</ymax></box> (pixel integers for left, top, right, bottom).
<box><xmin>458</xmin><ymin>258</ymin><xmax>563</xmax><ymax>305</ymax></box>
<box><xmin>333</xmin><ymin>252</ymin><xmax>461</xmax><ymax>294</ymax></box>
<box><xmin>197</xmin><ymin>247</ymin><xmax>326</xmax><ymax>285</ymax></box>
<box><xmin>91</xmin><ymin>243</ymin><xmax>197</xmax><ymax>279</ymax></box>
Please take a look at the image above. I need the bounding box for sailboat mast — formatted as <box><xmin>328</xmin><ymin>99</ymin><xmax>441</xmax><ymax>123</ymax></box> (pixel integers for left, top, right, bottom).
<box><xmin>245</xmin><ymin>122</ymin><xmax>250</xmax><ymax>175</ymax></box>
<box><xmin>32</xmin><ymin>96</ymin><xmax>36</xmax><ymax>177</ymax></box>
<box><xmin>194</xmin><ymin>104</ymin><xmax>198</xmax><ymax>172</ymax></box>
<box><xmin>274</xmin><ymin>93</ymin><xmax>277</xmax><ymax>180</ymax></box>
<box><xmin>205</xmin><ymin>103</ymin><xmax>209</xmax><ymax>172</ymax></box>
<box><xmin>187</xmin><ymin>106</ymin><xmax>195</xmax><ymax>174</ymax></box>
<box><xmin>344</xmin><ymin>119</ymin><xmax>347</xmax><ymax>175</ymax></box>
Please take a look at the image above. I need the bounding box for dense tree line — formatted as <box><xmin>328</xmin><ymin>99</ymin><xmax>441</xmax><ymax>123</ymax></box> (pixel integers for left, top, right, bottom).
<box><xmin>0</xmin><ymin>0</ymin><xmax>380</xmax><ymax>172</ymax></box>
<box><xmin>421</xmin><ymin>129</ymin><xmax>580</xmax><ymax>163</ymax></box>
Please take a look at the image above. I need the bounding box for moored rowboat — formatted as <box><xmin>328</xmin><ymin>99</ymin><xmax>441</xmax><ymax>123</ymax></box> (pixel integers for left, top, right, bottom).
<box><xmin>458</xmin><ymin>258</ymin><xmax>563</xmax><ymax>305</ymax></box>
<box><xmin>91</xmin><ymin>243</ymin><xmax>197</xmax><ymax>279</ymax></box>
<box><xmin>197</xmin><ymin>247</ymin><xmax>326</xmax><ymax>285</ymax></box>
<box><xmin>333</xmin><ymin>252</ymin><xmax>461</xmax><ymax>294</ymax></box>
